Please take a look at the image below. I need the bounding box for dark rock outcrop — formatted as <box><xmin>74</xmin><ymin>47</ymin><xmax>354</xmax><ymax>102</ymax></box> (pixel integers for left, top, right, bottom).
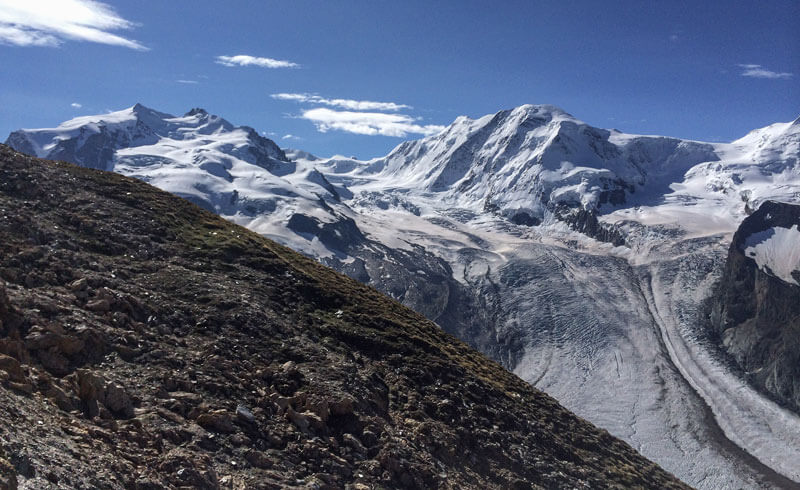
<box><xmin>0</xmin><ymin>144</ymin><xmax>688</xmax><ymax>488</ymax></box>
<box><xmin>556</xmin><ymin>207</ymin><xmax>627</xmax><ymax>247</ymax></box>
<box><xmin>709</xmin><ymin>200</ymin><xmax>800</xmax><ymax>412</ymax></box>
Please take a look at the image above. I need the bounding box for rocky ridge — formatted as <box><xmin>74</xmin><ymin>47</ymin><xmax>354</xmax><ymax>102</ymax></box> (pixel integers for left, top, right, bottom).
<box><xmin>709</xmin><ymin>200</ymin><xmax>800</xmax><ymax>412</ymax></box>
<box><xmin>0</xmin><ymin>144</ymin><xmax>688</xmax><ymax>489</ymax></box>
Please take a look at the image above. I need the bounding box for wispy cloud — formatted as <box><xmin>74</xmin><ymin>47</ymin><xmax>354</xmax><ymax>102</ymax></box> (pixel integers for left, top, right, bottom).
<box><xmin>70</xmin><ymin>102</ymin><xmax>82</xmax><ymax>108</ymax></box>
<box><xmin>176</xmin><ymin>79</ymin><xmax>198</xmax><ymax>84</ymax></box>
<box><xmin>216</xmin><ymin>54</ymin><xmax>299</xmax><ymax>69</ymax></box>
<box><xmin>282</xmin><ymin>134</ymin><xmax>302</xmax><ymax>141</ymax></box>
<box><xmin>301</xmin><ymin>108</ymin><xmax>445</xmax><ymax>137</ymax></box>
<box><xmin>738</xmin><ymin>64</ymin><xmax>793</xmax><ymax>79</ymax></box>
<box><xmin>272</xmin><ymin>93</ymin><xmax>411</xmax><ymax>111</ymax></box>
<box><xmin>0</xmin><ymin>0</ymin><xmax>145</xmax><ymax>50</ymax></box>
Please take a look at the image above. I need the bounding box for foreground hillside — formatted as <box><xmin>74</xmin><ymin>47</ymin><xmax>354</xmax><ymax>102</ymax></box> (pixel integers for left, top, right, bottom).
<box><xmin>0</xmin><ymin>144</ymin><xmax>687</xmax><ymax>489</ymax></box>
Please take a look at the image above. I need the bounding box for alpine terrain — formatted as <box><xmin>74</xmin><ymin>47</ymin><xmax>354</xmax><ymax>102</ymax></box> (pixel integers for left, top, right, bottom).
<box><xmin>6</xmin><ymin>104</ymin><xmax>800</xmax><ymax>488</ymax></box>
<box><xmin>0</xmin><ymin>144</ymin><xmax>689</xmax><ymax>489</ymax></box>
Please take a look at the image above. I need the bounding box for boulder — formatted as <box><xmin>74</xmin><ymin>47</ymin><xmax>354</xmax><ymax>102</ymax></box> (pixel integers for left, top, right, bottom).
<box><xmin>104</xmin><ymin>382</ymin><xmax>134</xmax><ymax>418</ymax></box>
<box><xmin>24</xmin><ymin>329</ymin><xmax>60</xmax><ymax>350</ymax></box>
<box><xmin>235</xmin><ymin>404</ymin><xmax>255</xmax><ymax>424</ymax></box>
<box><xmin>0</xmin><ymin>448</ymin><xmax>18</xmax><ymax>490</ymax></box>
<box><xmin>330</xmin><ymin>396</ymin><xmax>355</xmax><ymax>416</ymax></box>
<box><xmin>0</xmin><ymin>354</ymin><xmax>24</xmax><ymax>383</ymax></box>
<box><xmin>68</xmin><ymin>278</ymin><xmax>88</xmax><ymax>292</ymax></box>
<box><xmin>286</xmin><ymin>407</ymin><xmax>324</xmax><ymax>433</ymax></box>
<box><xmin>342</xmin><ymin>433</ymin><xmax>367</xmax><ymax>455</ymax></box>
<box><xmin>0</xmin><ymin>282</ymin><xmax>11</xmax><ymax>317</ymax></box>
<box><xmin>196</xmin><ymin>410</ymin><xmax>236</xmax><ymax>434</ymax></box>
<box><xmin>244</xmin><ymin>450</ymin><xmax>272</xmax><ymax>469</ymax></box>
<box><xmin>76</xmin><ymin>369</ymin><xmax>104</xmax><ymax>417</ymax></box>
<box><xmin>85</xmin><ymin>299</ymin><xmax>111</xmax><ymax>313</ymax></box>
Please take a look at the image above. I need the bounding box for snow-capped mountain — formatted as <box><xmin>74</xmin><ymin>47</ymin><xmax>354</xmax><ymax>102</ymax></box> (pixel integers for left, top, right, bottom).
<box><xmin>7</xmin><ymin>104</ymin><xmax>800</xmax><ymax>489</ymax></box>
<box><xmin>320</xmin><ymin>105</ymin><xmax>799</xmax><ymax>241</ymax></box>
<box><xmin>6</xmin><ymin>104</ymin><xmax>288</xmax><ymax>171</ymax></box>
<box><xmin>5</xmin><ymin>104</ymin><xmax>356</xmax><ymax>258</ymax></box>
<box><xmin>349</xmin><ymin>104</ymin><xmax>720</xmax><ymax>224</ymax></box>
<box><xmin>604</xmin><ymin>115</ymin><xmax>800</xmax><ymax>240</ymax></box>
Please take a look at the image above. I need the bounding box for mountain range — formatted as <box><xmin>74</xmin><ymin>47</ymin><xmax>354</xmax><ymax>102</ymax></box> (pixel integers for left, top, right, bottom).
<box><xmin>6</xmin><ymin>103</ymin><xmax>800</xmax><ymax>488</ymax></box>
<box><xmin>0</xmin><ymin>145</ymin><xmax>697</xmax><ymax>488</ymax></box>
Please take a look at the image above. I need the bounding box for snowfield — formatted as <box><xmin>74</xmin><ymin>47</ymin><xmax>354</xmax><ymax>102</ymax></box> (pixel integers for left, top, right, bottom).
<box><xmin>744</xmin><ymin>225</ymin><xmax>800</xmax><ymax>285</ymax></box>
<box><xmin>7</xmin><ymin>104</ymin><xmax>800</xmax><ymax>488</ymax></box>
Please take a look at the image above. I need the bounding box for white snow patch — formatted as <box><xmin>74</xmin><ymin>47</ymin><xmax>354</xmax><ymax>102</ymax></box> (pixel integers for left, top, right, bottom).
<box><xmin>744</xmin><ymin>225</ymin><xmax>800</xmax><ymax>285</ymax></box>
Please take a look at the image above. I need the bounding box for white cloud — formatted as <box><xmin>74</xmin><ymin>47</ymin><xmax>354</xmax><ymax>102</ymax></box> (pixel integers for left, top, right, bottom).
<box><xmin>301</xmin><ymin>108</ymin><xmax>445</xmax><ymax>137</ymax></box>
<box><xmin>176</xmin><ymin>79</ymin><xmax>198</xmax><ymax>84</ymax></box>
<box><xmin>272</xmin><ymin>93</ymin><xmax>411</xmax><ymax>111</ymax></box>
<box><xmin>215</xmin><ymin>55</ymin><xmax>299</xmax><ymax>69</ymax></box>
<box><xmin>0</xmin><ymin>0</ymin><xmax>145</xmax><ymax>50</ymax></box>
<box><xmin>738</xmin><ymin>64</ymin><xmax>793</xmax><ymax>79</ymax></box>
<box><xmin>282</xmin><ymin>134</ymin><xmax>302</xmax><ymax>141</ymax></box>
<box><xmin>70</xmin><ymin>102</ymin><xmax>82</xmax><ymax>108</ymax></box>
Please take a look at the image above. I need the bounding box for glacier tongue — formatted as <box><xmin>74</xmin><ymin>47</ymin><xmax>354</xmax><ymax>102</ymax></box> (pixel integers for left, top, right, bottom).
<box><xmin>6</xmin><ymin>104</ymin><xmax>800</xmax><ymax>488</ymax></box>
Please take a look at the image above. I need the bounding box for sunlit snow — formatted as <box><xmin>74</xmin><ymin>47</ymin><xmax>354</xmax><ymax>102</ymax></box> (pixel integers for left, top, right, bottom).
<box><xmin>744</xmin><ymin>225</ymin><xmax>800</xmax><ymax>285</ymax></box>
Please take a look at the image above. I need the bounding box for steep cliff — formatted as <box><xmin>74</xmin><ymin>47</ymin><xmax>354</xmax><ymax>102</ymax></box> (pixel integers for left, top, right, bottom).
<box><xmin>709</xmin><ymin>200</ymin><xmax>800</xmax><ymax>412</ymax></box>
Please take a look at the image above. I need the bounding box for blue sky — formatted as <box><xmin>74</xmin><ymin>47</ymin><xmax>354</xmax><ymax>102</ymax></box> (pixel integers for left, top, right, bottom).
<box><xmin>1</xmin><ymin>0</ymin><xmax>798</xmax><ymax>159</ymax></box>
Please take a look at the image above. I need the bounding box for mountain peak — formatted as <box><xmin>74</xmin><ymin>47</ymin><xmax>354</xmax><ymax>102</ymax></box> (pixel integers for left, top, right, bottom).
<box><xmin>130</xmin><ymin>102</ymin><xmax>163</xmax><ymax>116</ymax></box>
<box><xmin>447</xmin><ymin>104</ymin><xmax>578</xmax><ymax>133</ymax></box>
<box><xmin>505</xmin><ymin>103</ymin><xmax>581</xmax><ymax>127</ymax></box>
<box><xmin>514</xmin><ymin>103</ymin><xmax>573</xmax><ymax>117</ymax></box>
<box><xmin>128</xmin><ymin>103</ymin><xmax>176</xmax><ymax>127</ymax></box>
<box><xmin>185</xmin><ymin>107</ymin><xmax>209</xmax><ymax>117</ymax></box>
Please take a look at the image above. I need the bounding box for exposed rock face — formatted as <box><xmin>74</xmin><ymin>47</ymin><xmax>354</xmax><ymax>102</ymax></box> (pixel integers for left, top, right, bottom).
<box><xmin>555</xmin><ymin>207</ymin><xmax>627</xmax><ymax>246</ymax></box>
<box><xmin>0</xmin><ymin>144</ymin><xmax>688</xmax><ymax>488</ymax></box>
<box><xmin>709</xmin><ymin>200</ymin><xmax>800</xmax><ymax>412</ymax></box>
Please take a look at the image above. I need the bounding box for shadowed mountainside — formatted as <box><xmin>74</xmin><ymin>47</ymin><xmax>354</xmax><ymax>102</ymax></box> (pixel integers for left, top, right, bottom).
<box><xmin>709</xmin><ymin>201</ymin><xmax>800</xmax><ymax>413</ymax></box>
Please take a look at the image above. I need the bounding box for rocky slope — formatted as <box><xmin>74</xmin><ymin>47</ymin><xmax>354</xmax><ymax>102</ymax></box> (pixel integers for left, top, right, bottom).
<box><xmin>709</xmin><ymin>200</ymin><xmax>800</xmax><ymax>412</ymax></box>
<box><xmin>0</xmin><ymin>144</ymin><xmax>688</xmax><ymax>489</ymax></box>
